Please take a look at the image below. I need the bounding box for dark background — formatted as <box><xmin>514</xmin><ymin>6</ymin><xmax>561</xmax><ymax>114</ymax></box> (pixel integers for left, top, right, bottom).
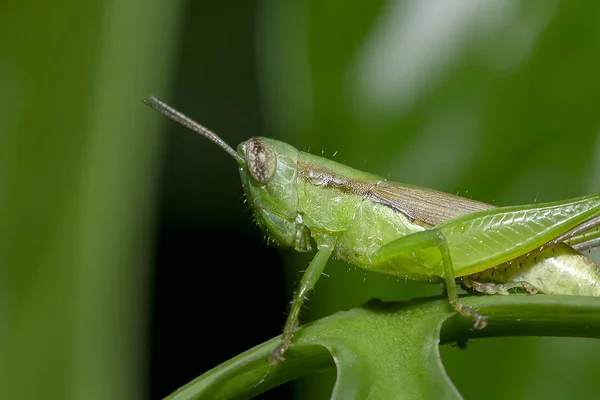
<box><xmin>148</xmin><ymin>1</ymin><xmax>291</xmax><ymax>398</ymax></box>
<box><xmin>2</xmin><ymin>1</ymin><xmax>600</xmax><ymax>399</ymax></box>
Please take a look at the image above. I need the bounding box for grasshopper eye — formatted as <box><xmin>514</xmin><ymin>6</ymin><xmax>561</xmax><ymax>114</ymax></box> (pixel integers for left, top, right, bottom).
<box><xmin>245</xmin><ymin>139</ymin><xmax>277</xmax><ymax>184</ymax></box>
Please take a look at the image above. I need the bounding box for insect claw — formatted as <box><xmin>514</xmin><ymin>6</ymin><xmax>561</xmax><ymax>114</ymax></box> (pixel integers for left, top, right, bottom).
<box><xmin>268</xmin><ymin>343</ymin><xmax>287</xmax><ymax>365</ymax></box>
<box><xmin>451</xmin><ymin>299</ymin><xmax>488</xmax><ymax>329</ymax></box>
<box><xmin>473</xmin><ymin>314</ymin><xmax>488</xmax><ymax>330</ymax></box>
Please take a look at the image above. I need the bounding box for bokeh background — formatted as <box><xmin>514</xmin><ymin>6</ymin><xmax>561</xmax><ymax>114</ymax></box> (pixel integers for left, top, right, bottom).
<box><xmin>2</xmin><ymin>1</ymin><xmax>600</xmax><ymax>399</ymax></box>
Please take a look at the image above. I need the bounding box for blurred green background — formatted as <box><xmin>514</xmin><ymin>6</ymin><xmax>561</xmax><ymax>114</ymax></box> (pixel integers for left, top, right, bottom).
<box><xmin>2</xmin><ymin>1</ymin><xmax>600</xmax><ymax>399</ymax></box>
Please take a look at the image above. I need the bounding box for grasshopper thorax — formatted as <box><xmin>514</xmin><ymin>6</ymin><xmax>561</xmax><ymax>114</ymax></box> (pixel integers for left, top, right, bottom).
<box><xmin>237</xmin><ymin>138</ymin><xmax>312</xmax><ymax>252</ymax></box>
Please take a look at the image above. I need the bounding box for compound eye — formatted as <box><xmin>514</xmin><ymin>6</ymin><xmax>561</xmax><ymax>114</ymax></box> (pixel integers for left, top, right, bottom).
<box><xmin>245</xmin><ymin>139</ymin><xmax>277</xmax><ymax>184</ymax></box>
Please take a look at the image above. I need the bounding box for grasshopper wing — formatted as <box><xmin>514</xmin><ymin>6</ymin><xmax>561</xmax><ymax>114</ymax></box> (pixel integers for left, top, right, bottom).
<box><xmin>369</xmin><ymin>181</ymin><xmax>494</xmax><ymax>227</ymax></box>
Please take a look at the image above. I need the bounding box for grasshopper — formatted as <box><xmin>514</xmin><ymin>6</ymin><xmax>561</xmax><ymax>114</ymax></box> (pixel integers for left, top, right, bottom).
<box><xmin>144</xmin><ymin>96</ymin><xmax>600</xmax><ymax>364</ymax></box>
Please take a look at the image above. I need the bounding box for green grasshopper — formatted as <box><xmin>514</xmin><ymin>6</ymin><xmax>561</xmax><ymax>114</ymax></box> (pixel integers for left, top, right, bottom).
<box><xmin>144</xmin><ymin>96</ymin><xmax>600</xmax><ymax>364</ymax></box>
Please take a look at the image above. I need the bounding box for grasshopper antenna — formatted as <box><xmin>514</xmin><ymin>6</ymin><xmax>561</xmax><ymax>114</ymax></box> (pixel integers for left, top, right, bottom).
<box><xmin>143</xmin><ymin>96</ymin><xmax>243</xmax><ymax>163</ymax></box>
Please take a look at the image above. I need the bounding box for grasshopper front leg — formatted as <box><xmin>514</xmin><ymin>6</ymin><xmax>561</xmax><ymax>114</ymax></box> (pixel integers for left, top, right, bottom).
<box><xmin>269</xmin><ymin>236</ymin><xmax>337</xmax><ymax>365</ymax></box>
<box><xmin>372</xmin><ymin>229</ymin><xmax>488</xmax><ymax>329</ymax></box>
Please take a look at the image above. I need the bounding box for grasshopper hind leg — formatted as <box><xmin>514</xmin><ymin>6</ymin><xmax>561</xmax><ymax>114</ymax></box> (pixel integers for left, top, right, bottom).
<box><xmin>461</xmin><ymin>276</ymin><xmax>538</xmax><ymax>295</ymax></box>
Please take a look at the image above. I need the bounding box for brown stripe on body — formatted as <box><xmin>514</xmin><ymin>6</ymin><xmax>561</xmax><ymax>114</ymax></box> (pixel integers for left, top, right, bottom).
<box><xmin>298</xmin><ymin>161</ymin><xmax>377</xmax><ymax>196</ymax></box>
<box><xmin>298</xmin><ymin>160</ymin><xmax>494</xmax><ymax>227</ymax></box>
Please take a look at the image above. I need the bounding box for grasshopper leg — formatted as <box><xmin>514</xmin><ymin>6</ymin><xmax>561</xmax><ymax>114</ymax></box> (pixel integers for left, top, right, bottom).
<box><xmin>373</xmin><ymin>229</ymin><xmax>488</xmax><ymax>329</ymax></box>
<box><xmin>269</xmin><ymin>237</ymin><xmax>336</xmax><ymax>365</ymax></box>
<box><xmin>461</xmin><ymin>276</ymin><xmax>538</xmax><ymax>295</ymax></box>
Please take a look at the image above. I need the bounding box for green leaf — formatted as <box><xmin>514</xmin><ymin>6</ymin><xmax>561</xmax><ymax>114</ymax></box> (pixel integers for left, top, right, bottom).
<box><xmin>165</xmin><ymin>294</ymin><xmax>600</xmax><ymax>400</ymax></box>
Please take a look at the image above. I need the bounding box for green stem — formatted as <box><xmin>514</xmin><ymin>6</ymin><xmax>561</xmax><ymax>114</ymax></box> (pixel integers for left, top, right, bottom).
<box><xmin>165</xmin><ymin>294</ymin><xmax>600</xmax><ymax>400</ymax></box>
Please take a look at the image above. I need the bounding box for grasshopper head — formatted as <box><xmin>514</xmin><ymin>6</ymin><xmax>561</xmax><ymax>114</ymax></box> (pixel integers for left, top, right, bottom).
<box><xmin>237</xmin><ymin>137</ymin><xmax>311</xmax><ymax>252</ymax></box>
<box><xmin>142</xmin><ymin>96</ymin><xmax>311</xmax><ymax>252</ymax></box>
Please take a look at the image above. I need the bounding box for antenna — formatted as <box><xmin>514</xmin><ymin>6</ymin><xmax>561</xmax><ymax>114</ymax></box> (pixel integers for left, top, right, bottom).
<box><xmin>143</xmin><ymin>96</ymin><xmax>243</xmax><ymax>163</ymax></box>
